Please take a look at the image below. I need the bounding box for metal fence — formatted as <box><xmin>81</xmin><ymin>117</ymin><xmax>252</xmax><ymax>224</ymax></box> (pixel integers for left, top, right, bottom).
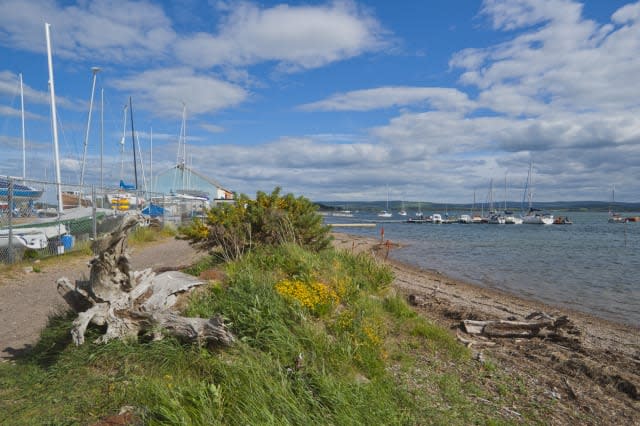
<box><xmin>1</xmin><ymin>176</ymin><xmax>211</xmax><ymax>264</ymax></box>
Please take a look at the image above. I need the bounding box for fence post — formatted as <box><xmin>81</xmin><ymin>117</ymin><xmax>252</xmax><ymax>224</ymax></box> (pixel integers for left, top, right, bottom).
<box><xmin>7</xmin><ymin>178</ymin><xmax>14</xmax><ymax>264</ymax></box>
<box><xmin>92</xmin><ymin>185</ymin><xmax>97</xmax><ymax>240</ymax></box>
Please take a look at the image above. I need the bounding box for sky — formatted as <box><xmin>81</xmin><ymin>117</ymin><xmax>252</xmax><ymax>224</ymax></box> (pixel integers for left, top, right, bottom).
<box><xmin>1</xmin><ymin>0</ymin><xmax>639</xmax><ymax>204</ymax></box>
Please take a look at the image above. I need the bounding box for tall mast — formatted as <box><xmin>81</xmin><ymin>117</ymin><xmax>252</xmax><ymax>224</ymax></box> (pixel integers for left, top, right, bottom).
<box><xmin>119</xmin><ymin>104</ymin><xmax>127</xmax><ymax>182</ymax></box>
<box><xmin>504</xmin><ymin>174</ymin><xmax>507</xmax><ymax>211</ymax></box>
<box><xmin>80</xmin><ymin>67</ymin><xmax>100</xmax><ymax>186</ymax></box>
<box><xmin>19</xmin><ymin>73</ymin><xmax>26</xmax><ymax>180</ymax></box>
<box><xmin>129</xmin><ymin>96</ymin><xmax>138</xmax><ymax>190</ymax></box>
<box><xmin>100</xmin><ymin>87</ymin><xmax>104</xmax><ymax>193</ymax></box>
<box><xmin>150</xmin><ymin>127</ymin><xmax>153</xmax><ymax>193</ymax></box>
<box><xmin>45</xmin><ymin>23</ymin><xmax>63</xmax><ymax>213</ymax></box>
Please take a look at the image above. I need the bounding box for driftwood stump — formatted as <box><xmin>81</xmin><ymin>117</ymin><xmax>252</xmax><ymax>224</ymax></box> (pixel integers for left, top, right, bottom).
<box><xmin>57</xmin><ymin>212</ymin><xmax>233</xmax><ymax>347</ymax></box>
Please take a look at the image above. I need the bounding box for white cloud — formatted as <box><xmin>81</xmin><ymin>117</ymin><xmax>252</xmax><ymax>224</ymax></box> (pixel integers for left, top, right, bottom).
<box><xmin>174</xmin><ymin>1</ymin><xmax>388</xmax><ymax>71</ymax></box>
<box><xmin>112</xmin><ymin>68</ymin><xmax>248</xmax><ymax>117</ymax></box>
<box><xmin>200</xmin><ymin>123</ymin><xmax>225</xmax><ymax>133</ymax></box>
<box><xmin>0</xmin><ymin>0</ymin><xmax>176</xmax><ymax>63</ymax></box>
<box><xmin>0</xmin><ymin>70</ymin><xmax>77</xmax><ymax>110</ymax></box>
<box><xmin>451</xmin><ymin>0</ymin><xmax>640</xmax><ymax>117</ymax></box>
<box><xmin>299</xmin><ymin>87</ymin><xmax>475</xmax><ymax>112</ymax></box>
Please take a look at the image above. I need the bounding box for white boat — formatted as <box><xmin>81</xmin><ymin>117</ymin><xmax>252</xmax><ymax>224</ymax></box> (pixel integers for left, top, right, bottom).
<box><xmin>487</xmin><ymin>212</ymin><xmax>505</xmax><ymax>224</ymax></box>
<box><xmin>522</xmin><ymin>208</ymin><xmax>553</xmax><ymax>225</ymax></box>
<box><xmin>0</xmin><ymin>224</ymin><xmax>68</xmax><ymax>250</ymax></box>
<box><xmin>378</xmin><ymin>187</ymin><xmax>392</xmax><ymax>217</ymax></box>
<box><xmin>398</xmin><ymin>200</ymin><xmax>407</xmax><ymax>216</ymax></box>
<box><xmin>521</xmin><ymin>162</ymin><xmax>553</xmax><ymax>225</ymax></box>
<box><xmin>608</xmin><ymin>186</ymin><xmax>625</xmax><ymax>223</ymax></box>
<box><xmin>459</xmin><ymin>214</ymin><xmax>472</xmax><ymax>223</ymax></box>
<box><xmin>504</xmin><ymin>211</ymin><xmax>523</xmax><ymax>224</ymax></box>
<box><xmin>432</xmin><ymin>213</ymin><xmax>443</xmax><ymax>224</ymax></box>
<box><xmin>502</xmin><ymin>176</ymin><xmax>522</xmax><ymax>224</ymax></box>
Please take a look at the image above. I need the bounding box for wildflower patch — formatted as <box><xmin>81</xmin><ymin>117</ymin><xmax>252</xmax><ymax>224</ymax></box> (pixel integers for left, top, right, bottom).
<box><xmin>275</xmin><ymin>279</ymin><xmax>339</xmax><ymax>314</ymax></box>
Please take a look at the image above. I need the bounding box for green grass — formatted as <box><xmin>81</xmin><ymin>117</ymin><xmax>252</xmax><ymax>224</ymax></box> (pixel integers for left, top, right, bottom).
<box><xmin>0</xmin><ymin>243</ymin><xmax>548</xmax><ymax>425</ymax></box>
<box><xmin>129</xmin><ymin>223</ymin><xmax>177</xmax><ymax>245</ymax></box>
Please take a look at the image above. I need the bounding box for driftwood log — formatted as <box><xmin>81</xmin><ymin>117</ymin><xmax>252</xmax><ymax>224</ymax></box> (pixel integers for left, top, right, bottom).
<box><xmin>462</xmin><ymin>312</ymin><xmax>574</xmax><ymax>338</ymax></box>
<box><xmin>56</xmin><ymin>212</ymin><xmax>234</xmax><ymax>347</ymax></box>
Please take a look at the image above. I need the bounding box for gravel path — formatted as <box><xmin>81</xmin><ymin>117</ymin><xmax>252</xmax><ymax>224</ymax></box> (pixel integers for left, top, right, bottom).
<box><xmin>0</xmin><ymin>237</ymin><xmax>204</xmax><ymax>359</ymax></box>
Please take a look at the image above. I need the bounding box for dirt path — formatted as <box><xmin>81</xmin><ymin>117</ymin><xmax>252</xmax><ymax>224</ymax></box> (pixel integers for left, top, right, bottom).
<box><xmin>0</xmin><ymin>237</ymin><xmax>204</xmax><ymax>359</ymax></box>
<box><xmin>332</xmin><ymin>232</ymin><xmax>640</xmax><ymax>424</ymax></box>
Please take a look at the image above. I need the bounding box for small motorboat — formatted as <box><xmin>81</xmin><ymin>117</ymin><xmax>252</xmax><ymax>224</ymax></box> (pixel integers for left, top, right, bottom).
<box><xmin>553</xmin><ymin>216</ymin><xmax>573</xmax><ymax>225</ymax></box>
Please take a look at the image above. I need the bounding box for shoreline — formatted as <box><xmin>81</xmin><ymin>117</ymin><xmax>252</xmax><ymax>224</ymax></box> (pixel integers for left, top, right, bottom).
<box><xmin>333</xmin><ymin>230</ymin><xmax>639</xmax><ymax>333</ymax></box>
<box><xmin>332</xmin><ymin>231</ymin><xmax>639</xmax><ymax>422</ymax></box>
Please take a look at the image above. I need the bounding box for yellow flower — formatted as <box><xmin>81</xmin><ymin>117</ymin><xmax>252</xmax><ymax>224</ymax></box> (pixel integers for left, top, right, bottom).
<box><xmin>275</xmin><ymin>279</ymin><xmax>339</xmax><ymax>312</ymax></box>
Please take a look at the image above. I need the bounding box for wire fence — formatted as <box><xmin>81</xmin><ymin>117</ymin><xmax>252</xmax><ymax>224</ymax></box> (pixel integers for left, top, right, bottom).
<box><xmin>1</xmin><ymin>176</ymin><xmax>211</xmax><ymax>264</ymax></box>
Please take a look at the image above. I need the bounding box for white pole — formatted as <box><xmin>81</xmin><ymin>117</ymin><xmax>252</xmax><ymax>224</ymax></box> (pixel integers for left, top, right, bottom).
<box><xmin>100</xmin><ymin>87</ymin><xmax>104</xmax><ymax>195</ymax></box>
<box><xmin>150</xmin><ymin>127</ymin><xmax>153</xmax><ymax>194</ymax></box>
<box><xmin>45</xmin><ymin>23</ymin><xmax>63</xmax><ymax>213</ymax></box>
<box><xmin>80</xmin><ymin>66</ymin><xmax>100</xmax><ymax>186</ymax></box>
<box><xmin>19</xmin><ymin>73</ymin><xmax>26</xmax><ymax>180</ymax></box>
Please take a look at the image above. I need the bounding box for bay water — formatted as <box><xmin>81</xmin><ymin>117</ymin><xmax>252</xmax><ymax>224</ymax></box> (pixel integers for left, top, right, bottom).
<box><xmin>325</xmin><ymin>211</ymin><xmax>639</xmax><ymax>327</ymax></box>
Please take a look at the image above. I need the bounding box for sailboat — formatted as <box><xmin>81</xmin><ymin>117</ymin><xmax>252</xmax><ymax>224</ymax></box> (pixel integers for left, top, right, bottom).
<box><xmin>503</xmin><ymin>175</ymin><xmax>522</xmax><ymax>224</ymax></box>
<box><xmin>63</xmin><ymin>67</ymin><xmax>100</xmax><ymax>209</ymax></box>
<box><xmin>398</xmin><ymin>200</ymin><xmax>407</xmax><ymax>216</ymax></box>
<box><xmin>521</xmin><ymin>162</ymin><xmax>553</xmax><ymax>225</ymax></box>
<box><xmin>107</xmin><ymin>98</ymin><xmax>144</xmax><ymax>211</ymax></box>
<box><xmin>377</xmin><ymin>187</ymin><xmax>392</xmax><ymax>218</ymax></box>
<box><xmin>486</xmin><ymin>179</ymin><xmax>505</xmax><ymax>224</ymax></box>
<box><xmin>608</xmin><ymin>186</ymin><xmax>625</xmax><ymax>223</ymax></box>
<box><xmin>0</xmin><ymin>74</ymin><xmax>44</xmax><ymax>209</ymax></box>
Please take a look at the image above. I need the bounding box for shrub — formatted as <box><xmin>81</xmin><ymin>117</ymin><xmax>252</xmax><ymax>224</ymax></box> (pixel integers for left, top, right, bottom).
<box><xmin>180</xmin><ymin>187</ymin><xmax>332</xmax><ymax>260</ymax></box>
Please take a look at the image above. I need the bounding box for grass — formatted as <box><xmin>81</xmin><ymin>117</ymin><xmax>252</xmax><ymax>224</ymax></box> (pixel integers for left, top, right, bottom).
<box><xmin>129</xmin><ymin>223</ymin><xmax>177</xmax><ymax>245</ymax></box>
<box><xmin>0</xmin><ymin>242</ymin><xmax>550</xmax><ymax>425</ymax></box>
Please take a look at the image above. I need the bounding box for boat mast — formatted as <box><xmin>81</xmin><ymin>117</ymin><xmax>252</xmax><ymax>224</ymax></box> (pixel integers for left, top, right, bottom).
<box><xmin>119</xmin><ymin>104</ymin><xmax>127</xmax><ymax>182</ymax></box>
<box><xmin>129</xmin><ymin>97</ymin><xmax>138</xmax><ymax>190</ymax></box>
<box><xmin>504</xmin><ymin>174</ymin><xmax>507</xmax><ymax>211</ymax></box>
<box><xmin>19</xmin><ymin>73</ymin><xmax>25</xmax><ymax>180</ymax></box>
<box><xmin>80</xmin><ymin>67</ymin><xmax>100</xmax><ymax>186</ymax></box>
<box><xmin>150</xmin><ymin>127</ymin><xmax>153</xmax><ymax>193</ymax></box>
<box><xmin>100</xmin><ymin>88</ymin><xmax>104</xmax><ymax>194</ymax></box>
<box><xmin>45</xmin><ymin>23</ymin><xmax>63</xmax><ymax>213</ymax></box>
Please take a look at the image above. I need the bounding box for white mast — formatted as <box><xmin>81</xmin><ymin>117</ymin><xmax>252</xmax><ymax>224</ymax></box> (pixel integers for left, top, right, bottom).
<box><xmin>119</xmin><ymin>104</ymin><xmax>128</xmax><ymax>182</ymax></box>
<box><xmin>19</xmin><ymin>73</ymin><xmax>26</xmax><ymax>180</ymax></box>
<box><xmin>150</xmin><ymin>127</ymin><xmax>153</xmax><ymax>193</ymax></box>
<box><xmin>80</xmin><ymin>66</ymin><xmax>100</xmax><ymax>186</ymax></box>
<box><xmin>100</xmin><ymin>87</ymin><xmax>104</xmax><ymax>194</ymax></box>
<box><xmin>45</xmin><ymin>23</ymin><xmax>63</xmax><ymax>213</ymax></box>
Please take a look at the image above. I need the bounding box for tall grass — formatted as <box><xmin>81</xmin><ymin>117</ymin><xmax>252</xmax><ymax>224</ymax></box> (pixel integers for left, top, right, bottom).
<box><xmin>0</xmin><ymin>243</ymin><xmax>546</xmax><ymax>425</ymax></box>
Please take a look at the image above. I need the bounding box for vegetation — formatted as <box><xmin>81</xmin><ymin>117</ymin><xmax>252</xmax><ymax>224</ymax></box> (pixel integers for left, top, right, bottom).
<box><xmin>129</xmin><ymin>222</ymin><xmax>177</xmax><ymax>245</ymax></box>
<box><xmin>180</xmin><ymin>187</ymin><xmax>332</xmax><ymax>261</ymax></box>
<box><xmin>0</xmin><ymin>196</ymin><xmax>550</xmax><ymax>424</ymax></box>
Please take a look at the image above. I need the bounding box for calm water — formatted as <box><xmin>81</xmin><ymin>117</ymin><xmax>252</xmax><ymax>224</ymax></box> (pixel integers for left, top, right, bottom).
<box><xmin>325</xmin><ymin>211</ymin><xmax>640</xmax><ymax>327</ymax></box>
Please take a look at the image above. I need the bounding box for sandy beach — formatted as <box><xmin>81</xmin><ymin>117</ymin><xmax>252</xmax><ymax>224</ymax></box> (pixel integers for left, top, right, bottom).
<box><xmin>332</xmin><ymin>231</ymin><xmax>639</xmax><ymax>424</ymax></box>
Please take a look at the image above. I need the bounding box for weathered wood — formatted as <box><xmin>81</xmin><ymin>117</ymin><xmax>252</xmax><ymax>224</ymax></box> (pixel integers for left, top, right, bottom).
<box><xmin>134</xmin><ymin>312</ymin><xmax>234</xmax><ymax>346</ymax></box>
<box><xmin>56</xmin><ymin>212</ymin><xmax>234</xmax><ymax>347</ymax></box>
<box><xmin>462</xmin><ymin>313</ymin><xmax>571</xmax><ymax>338</ymax></box>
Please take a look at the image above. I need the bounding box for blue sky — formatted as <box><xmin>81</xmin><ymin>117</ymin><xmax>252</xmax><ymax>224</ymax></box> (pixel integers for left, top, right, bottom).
<box><xmin>1</xmin><ymin>0</ymin><xmax>639</xmax><ymax>203</ymax></box>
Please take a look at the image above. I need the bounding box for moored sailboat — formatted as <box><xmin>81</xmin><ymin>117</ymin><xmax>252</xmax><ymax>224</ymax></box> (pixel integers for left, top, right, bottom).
<box><xmin>521</xmin><ymin>162</ymin><xmax>553</xmax><ymax>225</ymax></box>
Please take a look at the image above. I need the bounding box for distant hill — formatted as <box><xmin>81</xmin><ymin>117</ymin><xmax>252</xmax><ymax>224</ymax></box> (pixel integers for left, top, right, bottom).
<box><xmin>315</xmin><ymin>200</ymin><xmax>640</xmax><ymax>213</ymax></box>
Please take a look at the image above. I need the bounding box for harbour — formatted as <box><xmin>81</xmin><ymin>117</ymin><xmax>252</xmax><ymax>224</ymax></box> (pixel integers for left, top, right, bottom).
<box><xmin>324</xmin><ymin>211</ymin><xmax>640</xmax><ymax>327</ymax></box>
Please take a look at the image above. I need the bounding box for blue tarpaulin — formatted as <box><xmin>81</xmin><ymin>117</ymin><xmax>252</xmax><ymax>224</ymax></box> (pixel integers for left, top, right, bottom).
<box><xmin>141</xmin><ymin>204</ymin><xmax>164</xmax><ymax>217</ymax></box>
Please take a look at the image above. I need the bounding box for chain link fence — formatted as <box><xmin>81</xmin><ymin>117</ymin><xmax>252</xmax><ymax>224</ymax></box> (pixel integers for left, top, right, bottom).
<box><xmin>1</xmin><ymin>176</ymin><xmax>212</xmax><ymax>264</ymax></box>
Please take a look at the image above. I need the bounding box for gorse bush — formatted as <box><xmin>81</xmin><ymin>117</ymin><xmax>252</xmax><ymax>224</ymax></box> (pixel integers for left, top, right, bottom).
<box><xmin>180</xmin><ymin>187</ymin><xmax>332</xmax><ymax>260</ymax></box>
